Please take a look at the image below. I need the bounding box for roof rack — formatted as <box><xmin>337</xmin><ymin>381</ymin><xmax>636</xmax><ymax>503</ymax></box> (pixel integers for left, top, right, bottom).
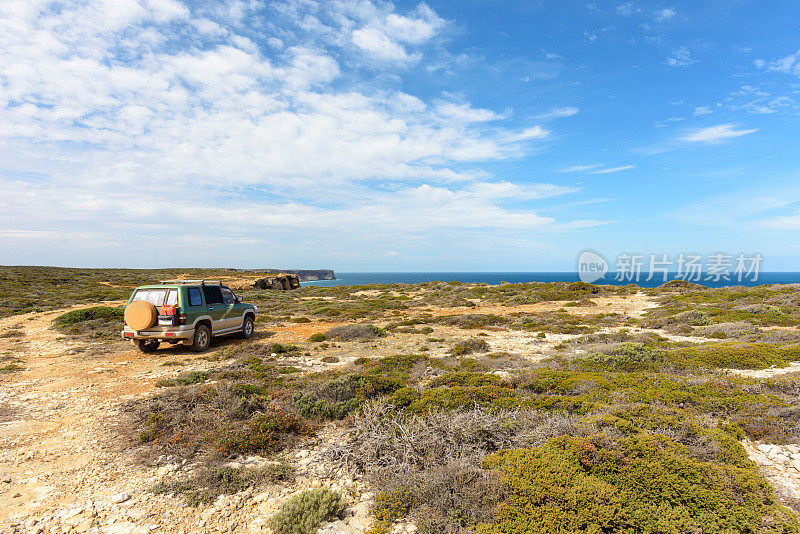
<box><xmin>159</xmin><ymin>280</ymin><xmax>221</xmax><ymax>285</ymax></box>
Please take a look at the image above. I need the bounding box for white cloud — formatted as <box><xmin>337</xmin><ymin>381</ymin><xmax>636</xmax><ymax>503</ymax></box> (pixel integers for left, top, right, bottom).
<box><xmin>534</xmin><ymin>107</ymin><xmax>579</xmax><ymax>120</ymax></box>
<box><xmin>436</xmin><ymin>102</ymin><xmax>504</xmax><ymax>123</ymax></box>
<box><xmin>145</xmin><ymin>0</ymin><xmax>190</xmax><ymax>23</ymax></box>
<box><xmin>666</xmin><ymin>46</ymin><xmax>695</xmax><ymax>67</ymax></box>
<box><xmin>506</xmin><ymin>126</ymin><xmax>550</xmax><ymax>142</ymax></box>
<box><xmin>592</xmin><ymin>165</ymin><xmax>635</xmax><ymax>174</ymax></box>
<box><xmin>756</xmin><ymin>49</ymin><xmax>800</xmax><ymax>76</ymax></box>
<box><xmin>761</xmin><ymin>211</ymin><xmax>800</xmax><ymax>230</ymax></box>
<box><xmin>681</xmin><ymin>124</ymin><xmax>758</xmax><ymax>143</ymax></box>
<box><xmin>617</xmin><ymin>3</ymin><xmax>639</xmax><ymax>16</ymax></box>
<box><xmin>350</xmin><ymin>2</ymin><xmax>445</xmax><ymax>62</ymax></box>
<box><xmin>693</xmin><ymin>106</ymin><xmax>712</xmax><ymax>116</ymax></box>
<box><xmin>352</xmin><ymin>27</ymin><xmax>413</xmax><ymax>61</ymax></box>
<box><xmin>669</xmin><ymin>187</ymin><xmax>800</xmax><ymax>227</ymax></box>
<box><xmin>654</xmin><ymin>8</ymin><xmax>676</xmax><ymax>22</ymax></box>
<box><xmin>558</xmin><ymin>164</ymin><xmax>602</xmax><ymax>172</ymax></box>
<box><xmin>0</xmin><ymin>0</ymin><xmax>584</xmax><ymax>265</ymax></box>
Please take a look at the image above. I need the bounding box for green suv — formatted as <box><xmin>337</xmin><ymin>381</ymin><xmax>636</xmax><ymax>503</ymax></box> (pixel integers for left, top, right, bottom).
<box><xmin>122</xmin><ymin>280</ymin><xmax>257</xmax><ymax>352</ymax></box>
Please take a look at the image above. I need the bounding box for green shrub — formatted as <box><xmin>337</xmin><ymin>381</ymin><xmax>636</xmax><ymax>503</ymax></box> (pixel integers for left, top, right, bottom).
<box><xmin>370</xmin><ymin>489</ymin><xmax>417</xmax><ymax>533</ymax></box>
<box><xmin>150</xmin><ymin>464</ymin><xmax>292</xmax><ymax>506</ymax></box>
<box><xmin>479</xmin><ymin>433</ymin><xmax>798</xmax><ymax>533</ymax></box>
<box><xmin>54</xmin><ymin>306</ymin><xmax>124</xmax><ymax>326</ymax></box>
<box><xmin>270</xmin><ymin>343</ymin><xmax>300</xmax><ymax>354</ymax></box>
<box><xmin>308</xmin><ymin>333</ymin><xmax>327</xmax><ymax>342</ymax></box>
<box><xmin>0</xmin><ymin>363</ymin><xmax>23</xmax><ymax>373</ymax></box>
<box><xmin>450</xmin><ymin>338</ymin><xmax>490</xmax><ymax>356</ymax></box>
<box><xmin>218</xmin><ymin>405</ymin><xmax>311</xmax><ymax>455</ymax></box>
<box><xmin>294</xmin><ymin>373</ymin><xmax>404</xmax><ymax>419</ymax></box>
<box><xmin>268</xmin><ymin>488</ymin><xmax>345</xmax><ymax>534</ymax></box>
<box><xmin>356</xmin><ymin>354</ymin><xmax>431</xmax><ymax>380</ymax></box>
<box><xmin>175</xmin><ymin>370</ymin><xmax>209</xmax><ymax>385</ymax></box>
<box><xmin>388</xmin><ymin>387</ymin><xmax>419</xmax><ymax>409</ymax></box>
<box><xmin>675</xmin><ymin>310</ymin><xmax>713</xmax><ymax>326</ymax></box>
<box><xmin>668</xmin><ymin>342</ymin><xmax>800</xmax><ymax>370</ymax></box>
<box><xmin>573</xmin><ymin>343</ymin><xmax>666</xmax><ymax>372</ymax></box>
<box><xmin>428</xmin><ymin>372</ymin><xmax>503</xmax><ymax>388</ymax></box>
<box><xmin>325</xmin><ymin>324</ymin><xmax>387</xmax><ymax>341</ymax></box>
<box><xmin>411</xmin><ymin>385</ymin><xmax>516</xmax><ymax>412</ymax></box>
<box><xmin>437</xmin><ymin>314</ymin><xmax>508</xmax><ymax>329</ymax></box>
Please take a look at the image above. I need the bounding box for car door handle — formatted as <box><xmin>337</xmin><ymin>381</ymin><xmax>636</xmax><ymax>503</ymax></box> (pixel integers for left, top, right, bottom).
<box><xmin>208</xmin><ymin>307</ymin><xmax>215</xmax><ymax>311</ymax></box>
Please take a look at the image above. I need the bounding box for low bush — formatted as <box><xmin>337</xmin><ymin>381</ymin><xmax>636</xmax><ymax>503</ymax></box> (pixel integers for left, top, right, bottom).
<box><xmin>294</xmin><ymin>373</ymin><xmax>405</xmax><ymax>419</ymax></box>
<box><xmin>675</xmin><ymin>310</ymin><xmax>713</xmax><ymax>326</ymax></box>
<box><xmin>0</xmin><ymin>329</ymin><xmax>24</xmax><ymax>338</ymax></box>
<box><xmin>572</xmin><ymin>343</ymin><xmax>666</xmax><ymax>372</ymax></box>
<box><xmin>268</xmin><ymin>488</ymin><xmax>345</xmax><ymax>534</ymax></box>
<box><xmin>149</xmin><ymin>464</ymin><xmax>292</xmax><ymax>506</ymax></box>
<box><xmin>54</xmin><ymin>306</ymin><xmax>124</xmax><ymax>326</ymax></box>
<box><xmin>308</xmin><ymin>333</ymin><xmax>326</xmax><ymax>342</ymax></box>
<box><xmin>53</xmin><ymin>305</ymin><xmax>126</xmax><ymax>339</ymax></box>
<box><xmin>668</xmin><ymin>342</ymin><xmax>800</xmax><ymax>370</ymax></box>
<box><xmin>428</xmin><ymin>372</ymin><xmax>504</xmax><ymax>388</ymax></box>
<box><xmin>327</xmin><ymin>403</ymin><xmax>581</xmax><ymax>534</ymax></box>
<box><xmin>370</xmin><ymin>489</ymin><xmax>417</xmax><ymax>533</ymax></box>
<box><xmin>324</xmin><ymin>324</ymin><xmax>387</xmax><ymax>341</ymax></box>
<box><xmin>437</xmin><ymin>314</ymin><xmax>508</xmax><ymax>329</ymax></box>
<box><xmin>411</xmin><ymin>385</ymin><xmax>517</xmax><ymax>412</ymax></box>
<box><xmin>217</xmin><ymin>405</ymin><xmax>312</xmax><ymax>455</ymax></box>
<box><xmin>479</xmin><ymin>433</ymin><xmax>798</xmax><ymax>533</ymax></box>
<box><xmin>0</xmin><ymin>363</ymin><xmax>23</xmax><ymax>373</ymax></box>
<box><xmin>450</xmin><ymin>338</ymin><xmax>490</xmax><ymax>356</ymax></box>
<box><xmin>270</xmin><ymin>343</ymin><xmax>300</xmax><ymax>354</ymax></box>
<box><xmin>128</xmin><ymin>380</ymin><xmax>312</xmax><ymax>459</ymax></box>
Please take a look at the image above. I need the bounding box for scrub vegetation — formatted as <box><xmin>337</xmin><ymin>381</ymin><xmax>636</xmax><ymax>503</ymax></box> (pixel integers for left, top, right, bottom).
<box><xmin>7</xmin><ymin>267</ymin><xmax>800</xmax><ymax>531</ymax></box>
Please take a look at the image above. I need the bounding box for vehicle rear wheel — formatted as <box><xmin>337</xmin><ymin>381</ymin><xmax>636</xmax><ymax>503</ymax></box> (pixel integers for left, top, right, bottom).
<box><xmin>191</xmin><ymin>324</ymin><xmax>211</xmax><ymax>352</ymax></box>
<box><xmin>136</xmin><ymin>340</ymin><xmax>160</xmax><ymax>353</ymax></box>
<box><xmin>241</xmin><ymin>316</ymin><xmax>254</xmax><ymax>339</ymax></box>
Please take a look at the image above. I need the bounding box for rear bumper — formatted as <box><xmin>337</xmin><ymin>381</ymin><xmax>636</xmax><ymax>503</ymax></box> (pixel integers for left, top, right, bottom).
<box><xmin>122</xmin><ymin>325</ymin><xmax>194</xmax><ymax>341</ymax></box>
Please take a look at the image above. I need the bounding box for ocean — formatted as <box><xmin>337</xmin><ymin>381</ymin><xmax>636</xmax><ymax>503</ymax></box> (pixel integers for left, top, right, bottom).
<box><xmin>301</xmin><ymin>272</ymin><xmax>800</xmax><ymax>289</ymax></box>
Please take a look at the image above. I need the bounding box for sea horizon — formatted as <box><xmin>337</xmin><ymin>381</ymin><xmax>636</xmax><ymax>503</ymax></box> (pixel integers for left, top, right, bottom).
<box><xmin>301</xmin><ymin>271</ymin><xmax>800</xmax><ymax>289</ymax></box>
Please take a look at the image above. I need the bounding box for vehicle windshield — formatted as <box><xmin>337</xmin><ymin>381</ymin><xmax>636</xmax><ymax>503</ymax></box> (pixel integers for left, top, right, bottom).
<box><xmin>131</xmin><ymin>288</ymin><xmax>170</xmax><ymax>306</ymax></box>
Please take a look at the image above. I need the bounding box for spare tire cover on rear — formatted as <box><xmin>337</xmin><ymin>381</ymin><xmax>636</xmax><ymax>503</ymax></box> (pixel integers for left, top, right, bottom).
<box><xmin>125</xmin><ymin>300</ymin><xmax>158</xmax><ymax>331</ymax></box>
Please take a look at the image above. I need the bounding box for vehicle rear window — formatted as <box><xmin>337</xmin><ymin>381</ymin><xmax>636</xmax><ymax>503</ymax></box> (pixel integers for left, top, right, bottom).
<box><xmin>188</xmin><ymin>287</ymin><xmax>203</xmax><ymax>307</ymax></box>
<box><xmin>131</xmin><ymin>289</ymin><xmax>169</xmax><ymax>306</ymax></box>
<box><xmin>166</xmin><ymin>289</ymin><xmax>178</xmax><ymax>306</ymax></box>
<box><xmin>203</xmin><ymin>286</ymin><xmax>224</xmax><ymax>305</ymax></box>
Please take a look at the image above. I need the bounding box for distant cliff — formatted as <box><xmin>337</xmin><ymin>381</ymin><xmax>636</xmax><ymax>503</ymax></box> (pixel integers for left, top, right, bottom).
<box><xmin>261</xmin><ymin>269</ymin><xmax>335</xmax><ymax>282</ymax></box>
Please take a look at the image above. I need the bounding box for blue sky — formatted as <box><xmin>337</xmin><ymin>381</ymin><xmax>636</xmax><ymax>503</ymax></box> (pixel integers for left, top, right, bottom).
<box><xmin>1</xmin><ymin>0</ymin><xmax>799</xmax><ymax>271</ymax></box>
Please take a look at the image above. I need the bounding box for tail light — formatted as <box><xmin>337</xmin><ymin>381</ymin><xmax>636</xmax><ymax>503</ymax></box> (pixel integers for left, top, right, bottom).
<box><xmin>178</xmin><ymin>311</ymin><xmax>187</xmax><ymax>325</ymax></box>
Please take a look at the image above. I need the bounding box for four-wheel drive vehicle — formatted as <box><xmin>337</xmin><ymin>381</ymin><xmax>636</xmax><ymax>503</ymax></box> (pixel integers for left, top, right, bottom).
<box><xmin>122</xmin><ymin>280</ymin><xmax>257</xmax><ymax>353</ymax></box>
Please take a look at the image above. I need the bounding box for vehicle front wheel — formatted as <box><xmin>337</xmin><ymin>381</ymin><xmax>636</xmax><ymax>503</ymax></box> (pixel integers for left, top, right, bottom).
<box><xmin>191</xmin><ymin>324</ymin><xmax>211</xmax><ymax>352</ymax></box>
<box><xmin>241</xmin><ymin>316</ymin><xmax>255</xmax><ymax>339</ymax></box>
<box><xmin>136</xmin><ymin>340</ymin><xmax>160</xmax><ymax>353</ymax></box>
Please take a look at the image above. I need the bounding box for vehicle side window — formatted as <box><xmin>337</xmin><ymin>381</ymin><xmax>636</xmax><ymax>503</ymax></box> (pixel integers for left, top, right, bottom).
<box><xmin>221</xmin><ymin>288</ymin><xmax>235</xmax><ymax>305</ymax></box>
<box><xmin>188</xmin><ymin>287</ymin><xmax>203</xmax><ymax>307</ymax></box>
<box><xmin>166</xmin><ymin>289</ymin><xmax>178</xmax><ymax>306</ymax></box>
<box><xmin>203</xmin><ymin>286</ymin><xmax>224</xmax><ymax>305</ymax></box>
